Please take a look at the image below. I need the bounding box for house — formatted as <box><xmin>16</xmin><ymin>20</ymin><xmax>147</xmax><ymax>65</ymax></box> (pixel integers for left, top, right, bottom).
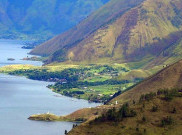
<box><xmin>59</xmin><ymin>79</ymin><xmax>68</xmax><ymax>84</ymax></box>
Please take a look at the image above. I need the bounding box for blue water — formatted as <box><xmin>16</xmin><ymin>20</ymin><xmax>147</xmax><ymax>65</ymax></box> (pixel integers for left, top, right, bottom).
<box><xmin>0</xmin><ymin>40</ymin><xmax>42</xmax><ymax>67</ymax></box>
<box><xmin>0</xmin><ymin>40</ymin><xmax>100</xmax><ymax>135</ymax></box>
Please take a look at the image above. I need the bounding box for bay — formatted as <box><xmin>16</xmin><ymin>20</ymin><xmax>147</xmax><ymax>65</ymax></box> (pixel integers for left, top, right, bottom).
<box><xmin>0</xmin><ymin>40</ymin><xmax>100</xmax><ymax>135</ymax></box>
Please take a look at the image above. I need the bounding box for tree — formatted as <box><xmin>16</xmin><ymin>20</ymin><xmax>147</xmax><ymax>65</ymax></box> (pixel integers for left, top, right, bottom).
<box><xmin>172</xmin><ymin>107</ymin><xmax>177</xmax><ymax>113</ymax></box>
<box><xmin>142</xmin><ymin>116</ymin><xmax>146</xmax><ymax>122</ymax></box>
<box><xmin>65</xmin><ymin>130</ymin><xmax>68</xmax><ymax>135</ymax></box>
<box><xmin>151</xmin><ymin>106</ymin><xmax>158</xmax><ymax>112</ymax></box>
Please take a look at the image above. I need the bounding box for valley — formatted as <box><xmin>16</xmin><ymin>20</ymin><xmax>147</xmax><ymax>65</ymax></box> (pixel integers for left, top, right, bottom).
<box><xmin>1</xmin><ymin>0</ymin><xmax>182</xmax><ymax>134</ymax></box>
<box><xmin>0</xmin><ymin>63</ymin><xmax>144</xmax><ymax>103</ymax></box>
<box><xmin>27</xmin><ymin>60</ymin><xmax>182</xmax><ymax>135</ymax></box>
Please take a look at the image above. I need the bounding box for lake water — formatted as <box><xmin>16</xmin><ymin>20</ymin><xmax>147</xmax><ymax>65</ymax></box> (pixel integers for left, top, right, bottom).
<box><xmin>0</xmin><ymin>40</ymin><xmax>100</xmax><ymax>135</ymax></box>
<box><xmin>0</xmin><ymin>40</ymin><xmax>42</xmax><ymax>67</ymax></box>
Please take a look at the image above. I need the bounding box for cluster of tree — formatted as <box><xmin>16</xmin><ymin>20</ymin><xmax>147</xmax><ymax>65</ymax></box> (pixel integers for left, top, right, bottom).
<box><xmin>52</xmin><ymin>80</ymin><xmax>129</xmax><ymax>90</ymax></box>
<box><xmin>98</xmin><ymin>65</ymin><xmax>117</xmax><ymax>74</ymax></box>
<box><xmin>55</xmin><ymin>89</ymin><xmax>110</xmax><ymax>103</ymax></box>
<box><xmin>88</xmin><ymin>94</ymin><xmax>111</xmax><ymax>103</ymax></box>
<box><xmin>105</xmin><ymin>90</ymin><xmax>122</xmax><ymax>104</ymax></box>
<box><xmin>9</xmin><ymin>65</ymin><xmax>127</xmax><ymax>83</ymax></box>
<box><xmin>72</xmin><ymin>124</ymin><xmax>78</xmax><ymax>128</ymax></box>
<box><xmin>9</xmin><ymin>68</ymin><xmax>81</xmax><ymax>82</ymax></box>
<box><xmin>62</xmin><ymin>90</ymin><xmax>85</xmax><ymax>98</ymax></box>
<box><xmin>157</xmin><ymin>88</ymin><xmax>182</xmax><ymax>101</ymax></box>
<box><xmin>161</xmin><ymin>116</ymin><xmax>174</xmax><ymax>127</ymax></box>
<box><xmin>22</xmin><ymin>40</ymin><xmax>45</xmax><ymax>49</ymax></box>
<box><xmin>139</xmin><ymin>88</ymin><xmax>182</xmax><ymax>103</ymax></box>
<box><xmin>139</xmin><ymin>92</ymin><xmax>156</xmax><ymax>102</ymax></box>
<box><xmin>8</xmin><ymin>65</ymin><xmax>133</xmax><ymax>103</ymax></box>
<box><xmin>151</xmin><ymin>106</ymin><xmax>158</xmax><ymax>112</ymax></box>
<box><xmin>95</xmin><ymin>103</ymin><xmax>137</xmax><ymax>122</ymax></box>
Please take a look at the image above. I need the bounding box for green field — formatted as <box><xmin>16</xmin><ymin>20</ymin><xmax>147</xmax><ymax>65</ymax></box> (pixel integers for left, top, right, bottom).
<box><xmin>0</xmin><ymin>63</ymin><xmax>150</xmax><ymax>102</ymax></box>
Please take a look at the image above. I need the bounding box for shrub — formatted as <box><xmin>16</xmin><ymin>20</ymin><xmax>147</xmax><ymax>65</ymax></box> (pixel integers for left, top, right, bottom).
<box><xmin>172</xmin><ymin>107</ymin><xmax>177</xmax><ymax>113</ymax></box>
<box><xmin>164</xmin><ymin>94</ymin><xmax>173</xmax><ymax>101</ymax></box>
<box><xmin>142</xmin><ymin>116</ymin><xmax>146</xmax><ymax>122</ymax></box>
<box><xmin>139</xmin><ymin>92</ymin><xmax>156</xmax><ymax>102</ymax></box>
<box><xmin>95</xmin><ymin>103</ymin><xmax>137</xmax><ymax>122</ymax></box>
<box><xmin>151</xmin><ymin>106</ymin><xmax>158</xmax><ymax>112</ymax></box>
<box><xmin>64</xmin><ymin>130</ymin><xmax>68</xmax><ymax>135</ymax></box>
<box><xmin>136</xmin><ymin>127</ymin><xmax>139</xmax><ymax>132</ymax></box>
<box><xmin>133</xmin><ymin>100</ymin><xmax>136</xmax><ymax>104</ymax></box>
<box><xmin>161</xmin><ymin>116</ymin><xmax>174</xmax><ymax>127</ymax></box>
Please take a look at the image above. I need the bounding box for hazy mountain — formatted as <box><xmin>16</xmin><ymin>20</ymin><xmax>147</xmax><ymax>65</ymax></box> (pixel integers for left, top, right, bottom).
<box><xmin>0</xmin><ymin>0</ymin><xmax>109</xmax><ymax>39</ymax></box>
<box><xmin>31</xmin><ymin>0</ymin><xmax>182</xmax><ymax>68</ymax></box>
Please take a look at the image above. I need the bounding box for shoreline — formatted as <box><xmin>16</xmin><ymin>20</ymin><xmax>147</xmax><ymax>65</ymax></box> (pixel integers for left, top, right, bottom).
<box><xmin>0</xmin><ymin>73</ymin><xmax>102</xmax><ymax>123</ymax></box>
<box><xmin>28</xmin><ymin>104</ymin><xmax>109</xmax><ymax>122</ymax></box>
<box><xmin>0</xmin><ymin>69</ymin><xmax>104</xmax><ymax>103</ymax></box>
<box><xmin>1</xmin><ymin>71</ymin><xmax>100</xmax><ymax>103</ymax></box>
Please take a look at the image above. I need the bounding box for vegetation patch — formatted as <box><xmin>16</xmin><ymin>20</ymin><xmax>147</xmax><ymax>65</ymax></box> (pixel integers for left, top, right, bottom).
<box><xmin>68</xmin><ymin>88</ymin><xmax>182</xmax><ymax>135</ymax></box>
<box><xmin>0</xmin><ymin>64</ymin><xmax>142</xmax><ymax>102</ymax></box>
<box><xmin>94</xmin><ymin>103</ymin><xmax>137</xmax><ymax>122</ymax></box>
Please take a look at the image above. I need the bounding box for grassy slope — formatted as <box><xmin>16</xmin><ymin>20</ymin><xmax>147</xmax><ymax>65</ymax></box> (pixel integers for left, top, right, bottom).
<box><xmin>32</xmin><ymin>0</ymin><xmax>182</xmax><ymax>69</ymax></box>
<box><xmin>116</xmin><ymin>69</ymin><xmax>152</xmax><ymax>81</ymax></box>
<box><xmin>29</xmin><ymin>94</ymin><xmax>182</xmax><ymax>135</ymax></box>
<box><xmin>66</xmin><ymin>59</ymin><xmax>182</xmax><ymax>135</ymax></box>
<box><xmin>29</xmin><ymin>107</ymin><xmax>108</xmax><ymax>122</ymax></box>
<box><xmin>0</xmin><ymin>64</ymin><xmax>80</xmax><ymax>73</ymax></box>
<box><xmin>68</xmin><ymin>0</ymin><xmax>180</xmax><ymax>63</ymax></box>
<box><xmin>68</xmin><ymin>94</ymin><xmax>182</xmax><ymax>135</ymax></box>
<box><xmin>31</xmin><ymin>0</ymin><xmax>144</xmax><ymax>55</ymax></box>
<box><xmin>109</xmin><ymin>60</ymin><xmax>182</xmax><ymax>105</ymax></box>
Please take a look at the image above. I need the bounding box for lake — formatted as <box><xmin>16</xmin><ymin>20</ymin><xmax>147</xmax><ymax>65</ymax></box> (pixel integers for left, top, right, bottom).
<box><xmin>0</xmin><ymin>40</ymin><xmax>42</xmax><ymax>67</ymax></box>
<box><xmin>0</xmin><ymin>40</ymin><xmax>100</xmax><ymax>135</ymax></box>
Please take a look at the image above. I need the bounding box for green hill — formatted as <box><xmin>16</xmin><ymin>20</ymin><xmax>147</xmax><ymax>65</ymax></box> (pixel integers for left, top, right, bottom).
<box><xmin>31</xmin><ymin>0</ymin><xmax>182</xmax><ymax>68</ymax></box>
<box><xmin>109</xmin><ymin>60</ymin><xmax>182</xmax><ymax>105</ymax></box>
<box><xmin>67</xmin><ymin>60</ymin><xmax>182</xmax><ymax>135</ymax></box>
<box><xmin>28</xmin><ymin>59</ymin><xmax>182</xmax><ymax>135</ymax></box>
<box><xmin>115</xmin><ymin>69</ymin><xmax>152</xmax><ymax>81</ymax></box>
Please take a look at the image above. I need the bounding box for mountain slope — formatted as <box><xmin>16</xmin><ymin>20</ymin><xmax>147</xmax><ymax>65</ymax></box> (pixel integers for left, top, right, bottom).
<box><xmin>109</xmin><ymin>59</ymin><xmax>182</xmax><ymax>105</ymax></box>
<box><xmin>31</xmin><ymin>0</ymin><xmax>144</xmax><ymax>56</ymax></box>
<box><xmin>32</xmin><ymin>0</ymin><xmax>182</xmax><ymax>67</ymax></box>
<box><xmin>69</xmin><ymin>91</ymin><xmax>182</xmax><ymax>135</ymax></box>
<box><xmin>0</xmin><ymin>0</ymin><xmax>109</xmax><ymax>39</ymax></box>
<box><xmin>26</xmin><ymin>59</ymin><xmax>182</xmax><ymax>135</ymax></box>
<box><xmin>67</xmin><ymin>59</ymin><xmax>182</xmax><ymax>135</ymax></box>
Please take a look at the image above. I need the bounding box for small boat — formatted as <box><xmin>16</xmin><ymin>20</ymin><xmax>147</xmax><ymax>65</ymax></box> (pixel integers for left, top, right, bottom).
<box><xmin>54</xmin><ymin>95</ymin><xmax>62</xmax><ymax>97</ymax></box>
<box><xmin>7</xmin><ymin>58</ymin><xmax>15</xmax><ymax>61</ymax></box>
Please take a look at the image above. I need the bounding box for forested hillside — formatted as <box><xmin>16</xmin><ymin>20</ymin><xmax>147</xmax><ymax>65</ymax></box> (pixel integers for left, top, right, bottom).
<box><xmin>0</xmin><ymin>0</ymin><xmax>109</xmax><ymax>39</ymax></box>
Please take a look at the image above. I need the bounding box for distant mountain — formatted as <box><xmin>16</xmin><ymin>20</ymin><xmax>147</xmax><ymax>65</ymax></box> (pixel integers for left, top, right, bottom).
<box><xmin>31</xmin><ymin>0</ymin><xmax>182</xmax><ymax>68</ymax></box>
<box><xmin>0</xmin><ymin>0</ymin><xmax>109</xmax><ymax>39</ymax></box>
